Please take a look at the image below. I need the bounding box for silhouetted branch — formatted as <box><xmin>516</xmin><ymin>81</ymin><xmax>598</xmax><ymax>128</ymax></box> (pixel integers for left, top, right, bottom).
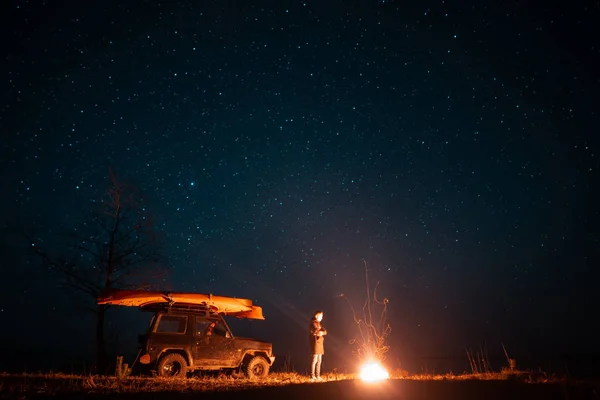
<box><xmin>339</xmin><ymin>260</ymin><xmax>391</xmax><ymax>364</ymax></box>
<box><xmin>24</xmin><ymin>170</ymin><xmax>169</xmax><ymax>374</ymax></box>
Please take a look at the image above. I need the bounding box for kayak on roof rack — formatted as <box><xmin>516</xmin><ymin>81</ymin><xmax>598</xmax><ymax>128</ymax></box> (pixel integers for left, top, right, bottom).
<box><xmin>97</xmin><ymin>288</ymin><xmax>265</xmax><ymax>320</ymax></box>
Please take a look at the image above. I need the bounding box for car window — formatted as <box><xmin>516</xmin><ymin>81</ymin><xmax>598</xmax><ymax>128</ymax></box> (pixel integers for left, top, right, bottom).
<box><xmin>196</xmin><ymin>319</ymin><xmax>227</xmax><ymax>337</ymax></box>
<box><xmin>155</xmin><ymin>315</ymin><xmax>188</xmax><ymax>334</ymax></box>
<box><xmin>195</xmin><ymin>320</ymin><xmax>211</xmax><ymax>336</ymax></box>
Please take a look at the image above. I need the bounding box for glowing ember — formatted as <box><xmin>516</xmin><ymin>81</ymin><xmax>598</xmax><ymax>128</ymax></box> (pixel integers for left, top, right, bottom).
<box><xmin>359</xmin><ymin>361</ymin><xmax>390</xmax><ymax>382</ymax></box>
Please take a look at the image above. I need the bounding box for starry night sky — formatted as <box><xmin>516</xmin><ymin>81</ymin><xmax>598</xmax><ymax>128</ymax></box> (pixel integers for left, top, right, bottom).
<box><xmin>1</xmin><ymin>0</ymin><xmax>599</xmax><ymax>374</ymax></box>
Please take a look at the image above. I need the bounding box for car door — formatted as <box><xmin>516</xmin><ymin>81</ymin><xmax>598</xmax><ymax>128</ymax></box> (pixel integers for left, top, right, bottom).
<box><xmin>193</xmin><ymin>317</ymin><xmax>237</xmax><ymax>368</ymax></box>
<box><xmin>148</xmin><ymin>313</ymin><xmax>190</xmax><ymax>358</ymax></box>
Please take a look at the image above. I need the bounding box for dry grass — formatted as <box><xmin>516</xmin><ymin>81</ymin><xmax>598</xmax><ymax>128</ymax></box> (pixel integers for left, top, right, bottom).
<box><xmin>399</xmin><ymin>370</ymin><xmax>559</xmax><ymax>383</ymax></box>
<box><xmin>0</xmin><ymin>371</ymin><xmax>346</xmax><ymax>396</ymax></box>
<box><xmin>0</xmin><ymin>368</ymin><xmax>565</xmax><ymax>397</ymax></box>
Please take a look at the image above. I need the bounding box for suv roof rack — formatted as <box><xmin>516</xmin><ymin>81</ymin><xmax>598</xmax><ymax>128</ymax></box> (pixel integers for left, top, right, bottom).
<box><xmin>140</xmin><ymin>302</ymin><xmax>220</xmax><ymax>316</ymax></box>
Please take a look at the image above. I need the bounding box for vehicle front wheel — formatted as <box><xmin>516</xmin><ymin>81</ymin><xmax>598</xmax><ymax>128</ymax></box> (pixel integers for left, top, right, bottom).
<box><xmin>157</xmin><ymin>353</ymin><xmax>188</xmax><ymax>378</ymax></box>
<box><xmin>245</xmin><ymin>356</ymin><xmax>269</xmax><ymax>380</ymax></box>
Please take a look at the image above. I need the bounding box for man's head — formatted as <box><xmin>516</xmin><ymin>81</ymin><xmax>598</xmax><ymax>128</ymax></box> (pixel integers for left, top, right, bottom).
<box><xmin>314</xmin><ymin>311</ymin><xmax>323</xmax><ymax>321</ymax></box>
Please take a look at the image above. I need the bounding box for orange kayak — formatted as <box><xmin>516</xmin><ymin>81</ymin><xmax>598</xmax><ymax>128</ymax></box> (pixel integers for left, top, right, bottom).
<box><xmin>97</xmin><ymin>289</ymin><xmax>265</xmax><ymax>320</ymax></box>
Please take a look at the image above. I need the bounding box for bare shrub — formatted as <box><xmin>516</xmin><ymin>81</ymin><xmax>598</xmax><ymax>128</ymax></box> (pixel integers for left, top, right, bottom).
<box><xmin>339</xmin><ymin>260</ymin><xmax>391</xmax><ymax>364</ymax></box>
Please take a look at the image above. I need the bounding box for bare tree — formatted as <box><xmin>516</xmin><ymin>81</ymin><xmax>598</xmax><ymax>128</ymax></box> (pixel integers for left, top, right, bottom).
<box><xmin>339</xmin><ymin>260</ymin><xmax>391</xmax><ymax>364</ymax></box>
<box><xmin>28</xmin><ymin>170</ymin><xmax>167</xmax><ymax>373</ymax></box>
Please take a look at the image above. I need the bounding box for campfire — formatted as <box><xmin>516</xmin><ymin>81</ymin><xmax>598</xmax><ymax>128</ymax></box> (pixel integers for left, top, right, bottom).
<box><xmin>359</xmin><ymin>361</ymin><xmax>389</xmax><ymax>382</ymax></box>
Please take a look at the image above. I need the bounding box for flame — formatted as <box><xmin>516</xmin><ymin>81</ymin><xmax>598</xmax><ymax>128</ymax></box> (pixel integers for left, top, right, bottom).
<box><xmin>359</xmin><ymin>361</ymin><xmax>390</xmax><ymax>382</ymax></box>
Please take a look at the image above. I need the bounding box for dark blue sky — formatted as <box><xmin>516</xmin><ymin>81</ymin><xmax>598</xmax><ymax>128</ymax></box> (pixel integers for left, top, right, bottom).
<box><xmin>1</xmin><ymin>0</ymin><xmax>598</xmax><ymax>374</ymax></box>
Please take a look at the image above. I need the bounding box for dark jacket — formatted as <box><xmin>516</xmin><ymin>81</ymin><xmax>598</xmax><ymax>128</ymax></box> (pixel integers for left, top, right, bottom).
<box><xmin>309</xmin><ymin>318</ymin><xmax>327</xmax><ymax>354</ymax></box>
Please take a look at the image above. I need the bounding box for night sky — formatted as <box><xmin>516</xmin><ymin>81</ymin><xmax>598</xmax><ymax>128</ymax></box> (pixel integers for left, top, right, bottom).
<box><xmin>1</xmin><ymin>0</ymin><xmax>599</xmax><ymax>375</ymax></box>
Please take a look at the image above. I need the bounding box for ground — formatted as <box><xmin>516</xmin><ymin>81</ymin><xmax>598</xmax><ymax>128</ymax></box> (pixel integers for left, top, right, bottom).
<box><xmin>1</xmin><ymin>372</ymin><xmax>599</xmax><ymax>400</ymax></box>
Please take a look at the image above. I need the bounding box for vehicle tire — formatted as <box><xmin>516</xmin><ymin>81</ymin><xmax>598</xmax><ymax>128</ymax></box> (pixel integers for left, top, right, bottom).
<box><xmin>157</xmin><ymin>353</ymin><xmax>188</xmax><ymax>378</ymax></box>
<box><xmin>245</xmin><ymin>356</ymin><xmax>269</xmax><ymax>380</ymax></box>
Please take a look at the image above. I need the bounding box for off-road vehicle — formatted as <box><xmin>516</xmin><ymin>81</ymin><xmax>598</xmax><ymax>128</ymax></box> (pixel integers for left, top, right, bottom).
<box><xmin>97</xmin><ymin>289</ymin><xmax>275</xmax><ymax>379</ymax></box>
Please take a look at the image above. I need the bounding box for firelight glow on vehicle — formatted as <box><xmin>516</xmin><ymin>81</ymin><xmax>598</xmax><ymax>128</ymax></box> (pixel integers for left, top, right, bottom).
<box><xmin>359</xmin><ymin>361</ymin><xmax>390</xmax><ymax>382</ymax></box>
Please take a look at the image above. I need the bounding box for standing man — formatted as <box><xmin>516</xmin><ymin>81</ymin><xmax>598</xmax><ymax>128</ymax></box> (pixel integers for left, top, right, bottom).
<box><xmin>309</xmin><ymin>310</ymin><xmax>327</xmax><ymax>380</ymax></box>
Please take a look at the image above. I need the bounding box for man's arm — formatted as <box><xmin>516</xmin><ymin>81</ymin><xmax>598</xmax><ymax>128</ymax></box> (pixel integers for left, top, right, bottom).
<box><xmin>310</xmin><ymin>320</ymin><xmax>321</xmax><ymax>336</ymax></box>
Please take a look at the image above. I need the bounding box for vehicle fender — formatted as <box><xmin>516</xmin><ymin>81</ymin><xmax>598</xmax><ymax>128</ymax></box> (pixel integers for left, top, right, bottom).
<box><xmin>157</xmin><ymin>348</ymin><xmax>194</xmax><ymax>367</ymax></box>
<box><xmin>240</xmin><ymin>350</ymin><xmax>273</xmax><ymax>366</ymax></box>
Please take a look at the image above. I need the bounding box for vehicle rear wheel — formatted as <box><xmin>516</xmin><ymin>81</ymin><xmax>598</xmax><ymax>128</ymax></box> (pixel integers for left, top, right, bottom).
<box><xmin>245</xmin><ymin>356</ymin><xmax>269</xmax><ymax>379</ymax></box>
<box><xmin>157</xmin><ymin>353</ymin><xmax>188</xmax><ymax>378</ymax></box>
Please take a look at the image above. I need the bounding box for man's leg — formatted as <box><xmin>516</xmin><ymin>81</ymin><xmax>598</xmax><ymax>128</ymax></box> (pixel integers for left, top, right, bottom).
<box><xmin>315</xmin><ymin>354</ymin><xmax>323</xmax><ymax>378</ymax></box>
<box><xmin>310</xmin><ymin>354</ymin><xmax>319</xmax><ymax>379</ymax></box>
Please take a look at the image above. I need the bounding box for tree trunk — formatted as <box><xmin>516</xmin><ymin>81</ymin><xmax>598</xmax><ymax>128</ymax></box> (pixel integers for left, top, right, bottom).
<box><xmin>96</xmin><ymin>304</ymin><xmax>108</xmax><ymax>374</ymax></box>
